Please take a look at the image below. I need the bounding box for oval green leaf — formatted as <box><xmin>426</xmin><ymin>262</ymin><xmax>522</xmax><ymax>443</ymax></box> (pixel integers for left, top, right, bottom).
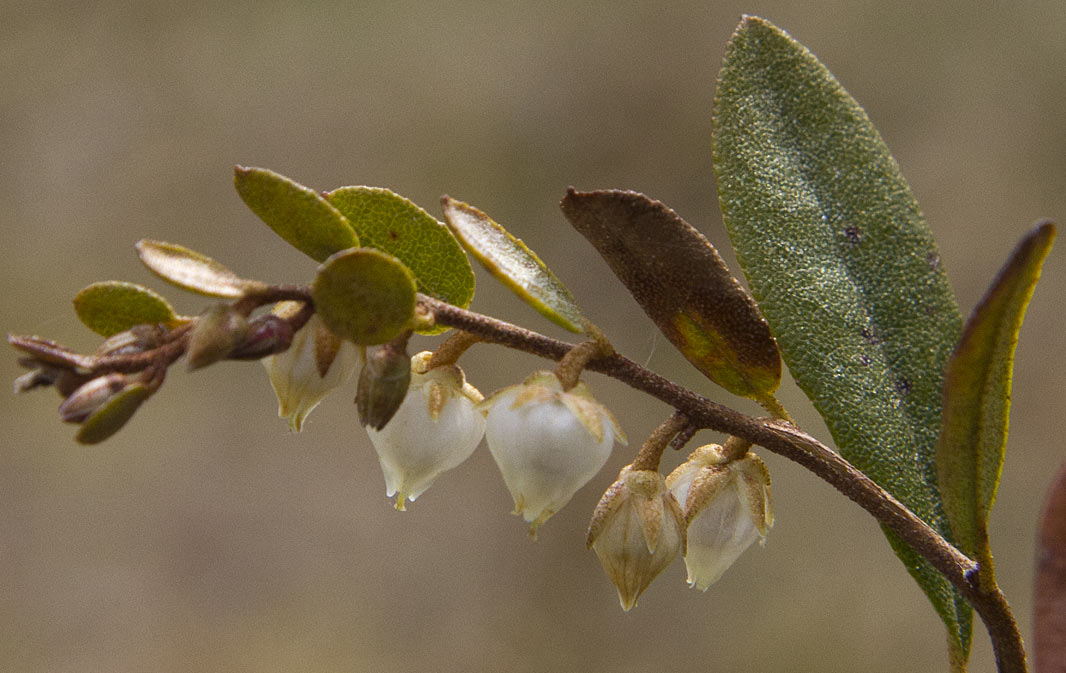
<box><xmin>327</xmin><ymin>187</ymin><xmax>475</xmax><ymax>336</ymax></box>
<box><xmin>712</xmin><ymin>16</ymin><xmax>971</xmax><ymax>658</ymax></box>
<box><xmin>234</xmin><ymin>166</ymin><xmax>359</xmax><ymax>262</ymax></box>
<box><xmin>937</xmin><ymin>221</ymin><xmax>1055</xmax><ymax>569</ymax></box>
<box><xmin>561</xmin><ymin>188</ymin><xmax>781</xmax><ymax>403</ymax></box>
<box><xmin>442</xmin><ymin>195</ymin><xmax>584</xmax><ymax>333</ymax></box>
<box><xmin>312</xmin><ymin>248</ymin><xmax>416</xmax><ymax>345</ymax></box>
<box><xmin>75</xmin><ymin>383</ymin><xmax>151</xmax><ymax>444</ymax></box>
<box><xmin>73</xmin><ymin>281</ymin><xmax>178</xmax><ymax>337</ymax></box>
<box><xmin>136</xmin><ymin>239</ymin><xmax>265</xmax><ymax>298</ymax></box>
<box><xmin>326</xmin><ymin>187</ymin><xmax>474</xmax><ymax>306</ymax></box>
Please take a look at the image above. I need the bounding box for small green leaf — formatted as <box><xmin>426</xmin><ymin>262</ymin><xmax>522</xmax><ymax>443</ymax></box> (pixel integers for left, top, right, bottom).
<box><xmin>136</xmin><ymin>239</ymin><xmax>265</xmax><ymax>298</ymax></box>
<box><xmin>938</xmin><ymin>221</ymin><xmax>1055</xmax><ymax>568</ymax></box>
<box><xmin>561</xmin><ymin>188</ymin><xmax>781</xmax><ymax>403</ymax></box>
<box><xmin>712</xmin><ymin>15</ymin><xmax>971</xmax><ymax>657</ymax></box>
<box><xmin>442</xmin><ymin>195</ymin><xmax>584</xmax><ymax>333</ymax></box>
<box><xmin>75</xmin><ymin>383</ymin><xmax>151</xmax><ymax>444</ymax></box>
<box><xmin>73</xmin><ymin>281</ymin><xmax>178</xmax><ymax>337</ymax></box>
<box><xmin>326</xmin><ymin>187</ymin><xmax>475</xmax><ymax>307</ymax></box>
<box><xmin>312</xmin><ymin>248</ymin><xmax>416</xmax><ymax>345</ymax></box>
<box><xmin>234</xmin><ymin>166</ymin><xmax>360</xmax><ymax>262</ymax></box>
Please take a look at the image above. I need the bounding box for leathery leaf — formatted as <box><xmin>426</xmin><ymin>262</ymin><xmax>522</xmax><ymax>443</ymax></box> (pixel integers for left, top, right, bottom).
<box><xmin>73</xmin><ymin>281</ymin><xmax>179</xmax><ymax>337</ymax></box>
<box><xmin>712</xmin><ymin>15</ymin><xmax>971</xmax><ymax>661</ymax></box>
<box><xmin>442</xmin><ymin>196</ymin><xmax>584</xmax><ymax>333</ymax></box>
<box><xmin>234</xmin><ymin>166</ymin><xmax>359</xmax><ymax>262</ymax></box>
<box><xmin>561</xmin><ymin>188</ymin><xmax>781</xmax><ymax>404</ymax></box>
<box><xmin>312</xmin><ymin>248</ymin><xmax>416</xmax><ymax>345</ymax></box>
<box><xmin>937</xmin><ymin>221</ymin><xmax>1055</xmax><ymax>569</ymax></box>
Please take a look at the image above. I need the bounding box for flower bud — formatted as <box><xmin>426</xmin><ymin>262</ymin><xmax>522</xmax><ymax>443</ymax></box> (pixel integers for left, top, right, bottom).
<box><xmin>587</xmin><ymin>465</ymin><xmax>685</xmax><ymax>610</ymax></box>
<box><xmin>57</xmin><ymin>373</ymin><xmax>129</xmax><ymax>423</ymax></box>
<box><xmin>229</xmin><ymin>314</ymin><xmax>295</xmax><ymax>360</ymax></box>
<box><xmin>666</xmin><ymin>444</ymin><xmax>773</xmax><ymax>590</ymax></box>
<box><xmin>366</xmin><ymin>352</ymin><xmax>485</xmax><ymax>510</ymax></box>
<box><xmin>482</xmin><ymin>371</ymin><xmax>624</xmax><ymax>536</ymax></box>
<box><xmin>263</xmin><ymin>307</ymin><xmax>361</xmax><ymax>431</ymax></box>
<box><xmin>186</xmin><ymin>304</ymin><xmax>250</xmax><ymax>371</ymax></box>
<box><xmin>357</xmin><ymin>341</ymin><xmax>411</xmax><ymax>431</ymax></box>
<box><xmin>94</xmin><ymin>324</ymin><xmax>165</xmax><ymax>358</ymax></box>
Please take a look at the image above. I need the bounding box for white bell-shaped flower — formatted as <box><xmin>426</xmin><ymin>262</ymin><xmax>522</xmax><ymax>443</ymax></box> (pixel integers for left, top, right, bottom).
<box><xmin>263</xmin><ymin>305</ymin><xmax>361</xmax><ymax>431</ymax></box>
<box><xmin>587</xmin><ymin>465</ymin><xmax>686</xmax><ymax>610</ymax></box>
<box><xmin>482</xmin><ymin>371</ymin><xmax>625</xmax><ymax>536</ymax></box>
<box><xmin>666</xmin><ymin>444</ymin><xmax>773</xmax><ymax>590</ymax></box>
<box><xmin>367</xmin><ymin>352</ymin><xmax>485</xmax><ymax>510</ymax></box>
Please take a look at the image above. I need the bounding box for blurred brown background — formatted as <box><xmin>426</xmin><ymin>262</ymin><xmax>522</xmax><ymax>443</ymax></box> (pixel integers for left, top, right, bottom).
<box><xmin>2</xmin><ymin>1</ymin><xmax>1063</xmax><ymax>672</ymax></box>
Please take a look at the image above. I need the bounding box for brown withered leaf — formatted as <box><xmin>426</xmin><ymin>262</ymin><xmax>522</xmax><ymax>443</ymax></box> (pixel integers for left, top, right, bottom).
<box><xmin>560</xmin><ymin>188</ymin><xmax>780</xmax><ymax>402</ymax></box>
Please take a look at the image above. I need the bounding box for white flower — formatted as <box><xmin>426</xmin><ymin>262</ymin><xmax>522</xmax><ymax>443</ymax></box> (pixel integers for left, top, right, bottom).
<box><xmin>367</xmin><ymin>352</ymin><xmax>485</xmax><ymax>510</ymax></box>
<box><xmin>587</xmin><ymin>465</ymin><xmax>686</xmax><ymax>610</ymax></box>
<box><xmin>666</xmin><ymin>444</ymin><xmax>773</xmax><ymax>590</ymax></box>
<box><xmin>263</xmin><ymin>305</ymin><xmax>361</xmax><ymax>431</ymax></box>
<box><xmin>482</xmin><ymin>371</ymin><xmax>625</xmax><ymax>536</ymax></box>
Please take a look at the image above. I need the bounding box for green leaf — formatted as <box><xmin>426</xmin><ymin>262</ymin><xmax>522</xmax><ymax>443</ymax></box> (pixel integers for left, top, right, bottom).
<box><xmin>312</xmin><ymin>248</ymin><xmax>416</xmax><ymax>345</ymax></box>
<box><xmin>442</xmin><ymin>195</ymin><xmax>584</xmax><ymax>333</ymax></box>
<box><xmin>234</xmin><ymin>166</ymin><xmax>360</xmax><ymax>262</ymax></box>
<box><xmin>135</xmin><ymin>239</ymin><xmax>266</xmax><ymax>298</ymax></box>
<box><xmin>326</xmin><ymin>187</ymin><xmax>475</xmax><ymax>335</ymax></box>
<box><xmin>712</xmin><ymin>15</ymin><xmax>971</xmax><ymax>657</ymax></box>
<box><xmin>561</xmin><ymin>188</ymin><xmax>781</xmax><ymax>403</ymax></box>
<box><xmin>75</xmin><ymin>383</ymin><xmax>151</xmax><ymax>444</ymax></box>
<box><xmin>937</xmin><ymin>221</ymin><xmax>1055</xmax><ymax>568</ymax></box>
<box><xmin>73</xmin><ymin>281</ymin><xmax>178</xmax><ymax>337</ymax></box>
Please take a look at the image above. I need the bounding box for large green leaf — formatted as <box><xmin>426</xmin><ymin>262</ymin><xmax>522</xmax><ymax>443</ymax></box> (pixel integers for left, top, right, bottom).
<box><xmin>73</xmin><ymin>281</ymin><xmax>178</xmax><ymax>337</ymax></box>
<box><xmin>938</xmin><ymin>221</ymin><xmax>1055</xmax><ymax>570</ymax></box>
<box><xmin>561</xmin><ymin>188</ymin><xmax>781</xmax><ymax>404</ymax></box>
<box><xmin>442</xmin><ymin>196</ymin><xmax>584</xmax><ymax>333</ymax></box>
<box><xmin>234</xmin><ymin>166</ymin><xmax>360</xmax><ymax>262</ymax></box>
<box><xmin>712</xmin><ymin>16</ymin><xmax>971</xmax><ymax>659</ymax></box>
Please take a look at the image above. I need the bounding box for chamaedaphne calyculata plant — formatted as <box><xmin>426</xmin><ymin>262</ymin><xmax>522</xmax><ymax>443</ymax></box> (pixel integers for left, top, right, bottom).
<box><xmin>8</xmin><ymin>16</ymin><xmax>1062</xmax><ymax>673</ymax></box>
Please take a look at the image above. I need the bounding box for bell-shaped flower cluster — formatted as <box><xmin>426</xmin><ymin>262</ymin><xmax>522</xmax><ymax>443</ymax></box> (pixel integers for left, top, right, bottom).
<box><xmin>587</xmin><ymin>464</ymin><xmax>686</xmax><ymax>610</ymax></box>
<box><xmin>366</xmin><ymin>351</ymin><xmax>486</xmax><ymax>510</ymax></box>
<box><xmin>481</xmin><ymin>371</ymin><xmax>624</xmax><ymax>536</ymax></box>
<box><xmin>666</xmin><ymin>444</ymin><xmax>773</xmax><ymax>590</ymax></box>
<box><xmin>262</xmin><ymin>305</ymin><xmax>362</xmax><ymax>432</ymax></box>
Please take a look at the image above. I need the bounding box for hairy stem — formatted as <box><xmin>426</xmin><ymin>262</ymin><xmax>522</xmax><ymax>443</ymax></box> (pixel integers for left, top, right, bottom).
<box><xmin>631</xmin><ymin>411</ymin><xmax>689</xmax><ymax>472</ymax></box>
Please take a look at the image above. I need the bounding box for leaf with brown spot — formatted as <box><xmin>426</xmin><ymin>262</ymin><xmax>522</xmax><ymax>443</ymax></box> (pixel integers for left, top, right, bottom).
<box><xmin>560</xmin><ymin>188</ymin><xmax>780</xmax><ymax>403</ymax></box>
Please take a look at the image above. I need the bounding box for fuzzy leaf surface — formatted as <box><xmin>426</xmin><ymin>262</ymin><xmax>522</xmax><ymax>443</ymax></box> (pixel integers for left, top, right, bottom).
<box><xmin>73</xmin><ymin>281</ymin><xmax>178</xmax><ymax>337</ymax></box>
<box><xmin>561</xmin><ymin>188</ymin><xmax>780</xmax><ymax>401</ymax></box>
<box><xmin>712</xmin><ymin>15</ymin><xmax>970</xmax><ymax>658</ymax></box>
<box><xmin>312</xmin><ymin>248</ymin><xmax>416</xmax><ymax>345</ymax></box>
<box><xmin>442</xmin><ymin>196</ymin><xmax>584</xmax><ymax>332</ymax></box>
<box><xmin>938</xmin><ymin>221</ymin><xmax>1055</xmax><ymax>563</ymax></box>
<box><xmin>234</xmin><ymin>166</ymin><xmax>359</xmax><ymax>262</ymax></box>
<box><xmin>136</xmin><ymin>239</ymin><xmax>264</xmax><ymax>298</ymax></box>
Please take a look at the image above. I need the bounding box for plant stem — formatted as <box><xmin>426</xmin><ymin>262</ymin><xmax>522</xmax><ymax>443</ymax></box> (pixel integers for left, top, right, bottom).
<box><xmin>631</xmin><ymin>411</ymin><xmax>689</xmax><ymax>471</ymax></box>
<box><xmin>420</xmin><ymin>294</ymin><xmax>1027</xmax><ymax>673</ymax></box>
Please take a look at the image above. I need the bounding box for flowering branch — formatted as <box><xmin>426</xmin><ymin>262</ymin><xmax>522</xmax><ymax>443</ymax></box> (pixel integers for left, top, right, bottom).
<box><xmin>420</xmin><ymin>294</ymin><xmax>1027</xmax><ymax>673</ymax></box>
